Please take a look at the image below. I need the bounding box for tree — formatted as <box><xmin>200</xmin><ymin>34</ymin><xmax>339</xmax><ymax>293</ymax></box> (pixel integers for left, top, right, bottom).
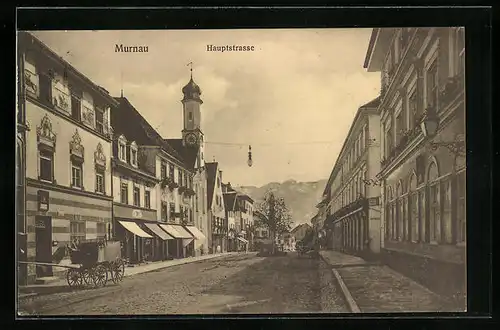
<box><xmin>255</xmin><ymin>190</ymin><xmax>293</xmax><ymax>254</ymax></box>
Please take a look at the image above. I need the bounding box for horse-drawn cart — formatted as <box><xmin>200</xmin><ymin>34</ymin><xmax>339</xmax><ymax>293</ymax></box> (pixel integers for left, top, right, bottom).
<box><xmin>65</xmin><ymin>239</ymin><xmax>125</xmax><ymax>288</ymax></box>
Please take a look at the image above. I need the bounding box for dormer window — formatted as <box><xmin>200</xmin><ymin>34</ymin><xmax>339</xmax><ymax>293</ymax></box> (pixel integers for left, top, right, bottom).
<box><xmin>118</xmin><ymin>135</ymin><xmax>127</xmax><ymax>162</ymax></box>
<box><xmin>130</xmin><ymin>141</ymin><xmax>138</xmax><ymax>167</ymax></box>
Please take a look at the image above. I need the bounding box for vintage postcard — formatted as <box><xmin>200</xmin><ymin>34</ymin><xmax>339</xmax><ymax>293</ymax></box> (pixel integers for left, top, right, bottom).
<box><xmin>16</xmin><ymin>27</ymin><xmax>466</xmax><ymax>316</ymax></box>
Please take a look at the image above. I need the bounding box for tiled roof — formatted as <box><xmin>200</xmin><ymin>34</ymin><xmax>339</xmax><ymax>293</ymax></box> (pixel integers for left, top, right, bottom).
<box><xmin>205</xmin><ymin>162</ymin><xmax>218</xmax><ymax>209</ymax></box>
<box><xmin>223</xmin><ymin>192</ymin><xmax>237</xmax><ymax>212</ymax></box>
<box><xmin>111</xmin><ymin>97</ymin><xmax>184</xmax><ymax>164</ymax></box>
<box><xmin>164</xmin><ymin>138</ymin><xmax>199</xmax><ymax>170</ymax></box>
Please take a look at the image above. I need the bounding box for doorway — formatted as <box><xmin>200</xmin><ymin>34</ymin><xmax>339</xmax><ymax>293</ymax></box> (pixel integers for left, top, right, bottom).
<box><xmin>35</xmin><ymin>215</ymin><xmax>52</xmax><ymax>277</ymax></box>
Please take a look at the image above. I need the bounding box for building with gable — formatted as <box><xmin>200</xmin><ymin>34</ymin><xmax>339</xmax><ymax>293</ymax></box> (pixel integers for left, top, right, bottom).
<box><xmin>222</xmin><ymin>182</ymin><xmax>253</xmax><ymax>252</ymax></box>
<box><xmin>111</xmin><ymin>96</ymin><xmax>200</xmax><ymax>262</ymax></box>
<box><xmin>206</xmin><ymin>162</ymin><xmax>226</xmax><ymax>253</ymax></box>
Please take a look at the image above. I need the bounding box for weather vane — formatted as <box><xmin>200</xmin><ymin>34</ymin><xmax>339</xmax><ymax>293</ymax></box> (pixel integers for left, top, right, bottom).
<box><xmin>247</xmin><ymin>145</ymin><xmax>253</xmax><ymax>167</ymax></box>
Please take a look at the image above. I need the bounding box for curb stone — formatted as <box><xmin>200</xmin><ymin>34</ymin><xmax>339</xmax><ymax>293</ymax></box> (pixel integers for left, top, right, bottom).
<box><xmin>319</xmin><ymin>253</ymin><xmax>360</xmax><ymax>313</ymax></box>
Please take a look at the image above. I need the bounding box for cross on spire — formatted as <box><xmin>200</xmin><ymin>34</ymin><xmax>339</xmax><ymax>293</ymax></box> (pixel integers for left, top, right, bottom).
<box><xmin>187</xmin><ymin>61</ymin><xmax>193</xmax><ymax>79</ymax></box>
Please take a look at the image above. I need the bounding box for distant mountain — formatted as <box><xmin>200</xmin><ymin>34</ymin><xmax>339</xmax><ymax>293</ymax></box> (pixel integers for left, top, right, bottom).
<box><xmin>235</xmin><ymin>179</ymin><xmax>328</xmax><ymax>227</ymax></box>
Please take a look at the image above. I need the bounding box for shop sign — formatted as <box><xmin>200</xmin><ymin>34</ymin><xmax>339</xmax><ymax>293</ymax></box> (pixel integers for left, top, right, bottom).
<box><xmin>132</xmin><ymin>209</ymin><xmax>143</xmax><ymax>219</ymax></box>
<box><xmin>37</xmin><ymin>190</ymin><xmax>49</xmax><ymax>211</ymax></box>
<box><xmin>35</xmin><ymin>218</ymin><xmax>46</xmax><ymax>228</ymax></box>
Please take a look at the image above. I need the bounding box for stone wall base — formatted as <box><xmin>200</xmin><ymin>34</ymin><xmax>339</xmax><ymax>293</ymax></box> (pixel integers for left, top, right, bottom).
<box><xmin>379</xmin><ymin>248</ymin><xmax>466</xmax><ymax>309</ymax></box>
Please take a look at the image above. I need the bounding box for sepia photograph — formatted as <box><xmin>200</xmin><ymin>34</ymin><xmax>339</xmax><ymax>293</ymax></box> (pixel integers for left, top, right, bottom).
<box><xmin>16</xmin><ymin>26</ymin><xmax>467</xmax><ymax>316</ymax></box>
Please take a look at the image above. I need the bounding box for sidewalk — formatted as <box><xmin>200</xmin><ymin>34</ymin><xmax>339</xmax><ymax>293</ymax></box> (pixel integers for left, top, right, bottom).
<box><xmin>319</xmin><ymin>250</ymin><xmax>459</xmax><ymax>313</ymax></box>
<box><xmin>19</xmin><ymin>252</ymin><xmax>238</xmax><ymax>297</ymax></box>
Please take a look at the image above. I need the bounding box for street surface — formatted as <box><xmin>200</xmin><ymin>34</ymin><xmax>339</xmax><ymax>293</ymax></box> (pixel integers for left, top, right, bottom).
<box><xmin>19</xmin><ymin>252</ymin><xmax>347</xmax><ymax>315</ymax></box>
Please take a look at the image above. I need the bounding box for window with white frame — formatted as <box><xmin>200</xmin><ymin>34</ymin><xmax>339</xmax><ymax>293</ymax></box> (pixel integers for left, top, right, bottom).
<box><xmin>118</xmin><ymin>135</ymin><xmax>127</xmax><ymax>162</ymax></box>
<box><xmin>39</xmin><ymin>149</ymin><xmax>54</xmax><ymax>182</ymax></box>
<box><xmin>120</xmin><ymin>182</ymin><xmax>128</xmax><ymax>204</ymax></box>
<box><xmin>71</xmin><ymin>159</ymin><xmax>83</xmax><ymax>188</ymax></box>
<box><xmin>130</xmin><ymin>142</ymin><xmax>138</xmax><ymax>167</ymax></box>
<box><xmin>70</xmin><ymin>219</ymin><xmax>86</xmax><ymax>242</ymax></box>
<box><xmin>70</xmin><ymin>89</ymin><xmax>82</xmax><ymax>122</ymax></box>
<box><xmin>161</xmin><ymin>162</ymin><xmax>167</xmax><ymax>180</ymax></box>
<box><xmin>133</xmin><ymin>186</ymin><xmax>140</xmax><ymax>207</ymax></box>
<box><xmin>145</xmin><ymin>190</ymin><xmax>151</xmax><ymax>209</ymax></box>
<box><xmin>95</xmin><ymin>107</ymin><xmax>105</xmax><ymax>134</ymax></box>
<box><xmin>95</xmin><ymin>167</ymin><xmax>105</xmax><ymax>193</ymax></box>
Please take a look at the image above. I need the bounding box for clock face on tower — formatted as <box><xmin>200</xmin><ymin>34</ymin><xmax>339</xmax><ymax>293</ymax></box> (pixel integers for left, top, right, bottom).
<box><xmin>185</xmin><ymin>133</ymin><xmax>197</xmax><ymax>146</ymax></box>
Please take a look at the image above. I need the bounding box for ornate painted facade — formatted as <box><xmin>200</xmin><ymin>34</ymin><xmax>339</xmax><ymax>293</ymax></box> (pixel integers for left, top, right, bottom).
<box><xmin>18</xmin><ymin>32</ymin><xmax>117</xmax><ymax>283</ymax></box>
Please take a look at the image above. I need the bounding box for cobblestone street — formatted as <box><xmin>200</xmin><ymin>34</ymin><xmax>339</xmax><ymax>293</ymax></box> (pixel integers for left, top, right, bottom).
<box><xmin>18</xmin><ymin>253</ymin><xmax>347</xmax><ymax>315</ymax></box>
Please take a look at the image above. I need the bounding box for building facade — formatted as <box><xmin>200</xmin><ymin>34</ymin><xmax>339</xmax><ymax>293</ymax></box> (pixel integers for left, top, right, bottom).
<box><xmin>164</xmin><ymin>74</ymin><xmax>209</xmax><ymax>256</ymax></box>
<box><xmin>290</xmin><ymin>223</ymin><xmax>312</xmax><ymax>243</ymax></box>
<box><xmin>364</xmin><ymin>28</ymin><xmax>466</xmax><ymax>304</ymax></box>
<box><xmin>222</xmin><ymin>183</ymin><xmax>253</xmax><ymax>252</ymax></box>
<box><xmin>364</xmin><ymin>27</ymin><xmax>466</xmax><ymax>260</ymax></box>
<box><xmin>112</xmin><ymin>97</ymin><xmax>197</xmax><ymax>262</ymax></box>
<box><xmin>206</xmin><ymin>162</ymin><xmax>227</xmax><ymax>253</ymax></box>
<box><xmin>19</xmin><ymin>32</ymin><xmax>118</xmax><ymax>283</ymax></box>
<box><xmin>111</xmin><ymin>132</ymin><xmax>160</xmax><ymax>263</ymax></box>
<box><xmin>322</xmin><ymin>98</ymin><xmax>382</xmax><ymax>254</ymax></box>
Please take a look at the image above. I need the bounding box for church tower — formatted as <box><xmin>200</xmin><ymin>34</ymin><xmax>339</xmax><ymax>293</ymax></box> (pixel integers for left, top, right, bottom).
<box><xmin>181</xmin><ymin>64</ymin><xmax>205</xmax><ymax>166</ymax></box>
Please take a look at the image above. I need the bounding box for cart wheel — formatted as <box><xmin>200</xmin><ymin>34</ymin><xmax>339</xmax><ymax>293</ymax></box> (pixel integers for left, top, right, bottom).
<box><xmin>111</xmin><ymin>259</ymin><xmax>125</xmax><ymax>284</ymax></box>
<box><xmin>66</xmin><ymin>269</ymin><xmax>82</xmax><ymax>288</ymax></box>
<box><xmin>81</xmin><ymin>268</ymin><xmax>92</xmax><ymax>287</ymax></box>
<box><xmin>91</xmin><ymin>264</ymin><xmax>108</xmax><ymax>288</ymax></box>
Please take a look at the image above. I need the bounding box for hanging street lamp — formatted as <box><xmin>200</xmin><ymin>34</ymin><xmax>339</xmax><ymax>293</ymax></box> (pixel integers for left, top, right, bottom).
<box><xmin>420</xmin><ymin>107</ymin><xmax>466</xmax><ymax>157</ymax></box>
<box><xmin>247</xmin><ymin>145</ymin><xmax>253</xmax><ymax>167</ymax></box>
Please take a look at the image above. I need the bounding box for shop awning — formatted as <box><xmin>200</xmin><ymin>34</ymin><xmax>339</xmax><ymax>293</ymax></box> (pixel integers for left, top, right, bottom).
<box><xmin>159</xmin><ymin>224</ymin><xmax>182</xmax><ymax>238</ymax></box>
<box><xmin>144</xmin><ymin>223</ymin><xmax>174</xmax><ymax>241</ymax></box>
<box><xmin>172</xmin><ymin>225</ymin><xmax>194</xmax><ymax>239</ymax></box>
<box><xmin>118</xmin><ymin>220</ymin><xmax>153</xmax><ymax>238</ymax></box>
<box><xmin>237</xmin><ymin>237</ymin><xmax>249</xmax><ymax>244</ymax></box>
<box><xmin>184</xmin><ymin>226</ymin><xmax>206</xmax><ymax>240</ymax></box>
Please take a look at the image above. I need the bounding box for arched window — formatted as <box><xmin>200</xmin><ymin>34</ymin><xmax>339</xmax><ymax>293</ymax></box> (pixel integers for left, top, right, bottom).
<box><xmin>117</xmin><ymin>135</ymin><xmax>127</xmax><ymax>162</ymax></box>
<box><xmin>427</xmin><ymin>160</ymin><xmax>441</xmax><ymax>243</ymax></box>
<box><xmin>408</xmin><ymin>172</ymin><xmax>419</xmax><ymax>242</ymax></box>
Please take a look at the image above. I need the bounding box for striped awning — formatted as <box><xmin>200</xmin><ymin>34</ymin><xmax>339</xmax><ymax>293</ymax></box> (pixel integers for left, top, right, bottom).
<box><xmin>144</xmin><ymin>223</ymin><xmax>174</xmax><ymax>241</ymax></box>
<box><xmin>159</xmin><ymin>224</ymin><xmax>182</xmax><ymax>238</ymax></box>
<box><xmin>184</xmin><ymin>226</ymin><xmax>206</xmax><ymax>240</ymax></box>
<box><xmin>172</xmin><ymin>225</ymin><xmax>194</xmax><ymax>239</ymax></box>
<box><xmin>118</xmin><ymin>220</ymin><xmax>153</xmax><ymax>238</ymax></box>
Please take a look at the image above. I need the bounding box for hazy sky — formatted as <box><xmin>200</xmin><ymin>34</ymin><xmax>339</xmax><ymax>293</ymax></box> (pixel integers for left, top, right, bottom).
<box><xmin>32</xmin><ymin>29</ymin><xmax>380</xmax><ymax>187</ymax></box>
